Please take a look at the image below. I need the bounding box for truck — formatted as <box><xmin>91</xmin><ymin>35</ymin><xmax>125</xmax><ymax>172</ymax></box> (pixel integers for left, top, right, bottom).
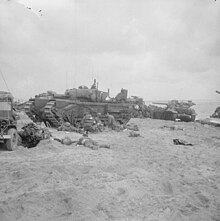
<box><xmin>0</xmin><ymin>91</ymin><xmax>18</xmax><ymax>150</ymax></box>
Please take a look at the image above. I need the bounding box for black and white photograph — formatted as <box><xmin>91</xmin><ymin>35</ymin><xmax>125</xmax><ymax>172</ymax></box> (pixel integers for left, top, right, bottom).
<box><xmin>0</xmin><ymin>0</ymin><xmax>220</xmax><ymax>220</ymax></box>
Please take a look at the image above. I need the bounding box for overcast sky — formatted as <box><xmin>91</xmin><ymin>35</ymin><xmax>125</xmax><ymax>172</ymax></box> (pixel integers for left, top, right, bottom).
<box><xmin>0</xmin><ymin>0</ymin><xmax>219</xmax><ymax>101</ymax></box>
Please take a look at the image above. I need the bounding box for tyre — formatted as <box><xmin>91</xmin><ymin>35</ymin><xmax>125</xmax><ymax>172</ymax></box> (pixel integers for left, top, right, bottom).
<box><xmin>6</xmin><ymin>128</ymin><xmax>18</xmax><ymax>151</ymax></box>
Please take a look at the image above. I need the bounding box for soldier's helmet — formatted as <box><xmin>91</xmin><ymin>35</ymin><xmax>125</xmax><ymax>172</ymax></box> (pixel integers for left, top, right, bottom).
<box><xmin>83</xmin><ymin>131</ymin><xmax>89</xmax><ymax>137</ymax></box>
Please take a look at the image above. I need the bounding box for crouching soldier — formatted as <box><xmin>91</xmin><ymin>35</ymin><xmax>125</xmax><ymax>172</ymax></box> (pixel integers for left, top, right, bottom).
<box><xmin>94</xmin><ymin>113</ymin><xmax>104</xmax><ymax>132</ymax></box>
<box><xmin>81</xmin><ymin>112</ymin><xmax>95</xmax><ymax>132</ymax></box>
<box><xmin>106</xmin><ymin>113</ymin><xmax>118</xmax><ymax>130</ymax></box>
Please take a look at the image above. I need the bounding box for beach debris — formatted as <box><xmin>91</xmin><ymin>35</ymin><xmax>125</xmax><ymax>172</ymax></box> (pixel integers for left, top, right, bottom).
<box><xmin>18</xmin><ymin>123</ymin><xmax>51</xmax><ymax>148</ymax></box>
<box><xmin>210</xmin><ymin>90</ymin><xmax>220</xmax><ymax>119</ymax></box>
<box><xmin>126</xmin><ymin>123</ymin><xmax>139</xmax><ymax>131</ymax></box>
<box><xmin>173</xmin><ymin>139</ymin><xmax>193</xmax><ymax>146</ymax></box>
<box><xmin>128</xmin><ymin>131</ymin><xmax>143</xmax><ymax>138</ymax></box>
<box><xmin>160</xmin><ymin>125</ymin><xmax>184</xmax><ymax>131</ymax></box>
<box><xmin>211</xmin><ymin>107</ymin><xmax>220</xmax><ymax>118</ymax></box>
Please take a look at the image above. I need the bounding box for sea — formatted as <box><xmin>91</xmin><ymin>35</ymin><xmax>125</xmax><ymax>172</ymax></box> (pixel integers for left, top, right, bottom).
<box><xmin>193</xmin><ymin>100</ymin><xmax>220</xmax><ymax>120</ymax></box>
<box><xmin>145</xmin><ymin>100</ymin><xmax>220</xmax><ymax>120</ymax></box>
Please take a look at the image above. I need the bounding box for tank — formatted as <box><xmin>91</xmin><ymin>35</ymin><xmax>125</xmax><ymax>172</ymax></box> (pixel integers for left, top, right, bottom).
<box><xmin>151</xmin><ymin>100</ymin><xmax>196</xmax><ymax>122</ymax></box>
<box><xmin>24</xmin><ymin>91</ymin><xmax>56</xmax><ymax>122</ymax></box>
<box><xmin>25</xmin><ymin>81</ymin><xmax>142</xmax><ymax>128</ymax></box>
<box><xmin>44</xmin><ymin>88</ymin><xmax>138</xmax><ymax>127</ymax></box>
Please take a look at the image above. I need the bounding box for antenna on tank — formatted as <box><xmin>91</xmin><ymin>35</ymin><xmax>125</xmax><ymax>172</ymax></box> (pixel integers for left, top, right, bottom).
<box><xmin>97</xmin><ymin>70</ymin><xmax>99</xmax><ymax>90</ymax></box>
<box><xmin>0</xmin><ymin>68</ymin><xmax>11</xmax><ymax>93</ymax></box>
<box><xmin>65</xmin><ymin>71</ymin><xmax>67</xmax><ymax>89</ymax></box>
<box><xmin>91</xmin><ymin>63</ymin><xmax>95</xmax><ymax>83</ymax></box>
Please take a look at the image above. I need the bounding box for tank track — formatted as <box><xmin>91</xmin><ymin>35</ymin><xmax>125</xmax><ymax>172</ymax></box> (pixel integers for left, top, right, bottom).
<box><xmin>24</xmin><ymin>101</ymin><xmax>36</xmax><ymax>122</ymax></box>
<box><xmin>44</xmin><ymin>101</ymin><xmax>63</xmax><ymax>128</ymax></box>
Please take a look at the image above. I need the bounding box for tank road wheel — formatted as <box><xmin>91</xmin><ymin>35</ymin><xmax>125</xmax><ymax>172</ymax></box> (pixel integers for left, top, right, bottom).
<box><xmin>6</xmin><ymin>128</ymin><xmax>18</xmax><ymax>151</ymax></box>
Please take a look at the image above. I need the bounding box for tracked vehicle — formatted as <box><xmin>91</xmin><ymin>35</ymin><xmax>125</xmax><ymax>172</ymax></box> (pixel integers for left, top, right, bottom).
<box><xmin>0</xmin><ymin>91</ymin><xmax>18</xmax><ymax>150</ymax></box>
<box><xmin>42</xmin><ymin>87</ymin><xmax>136</xmax><ymax>127</ymax></box>
<box><xmin>25</xmin><ymin>81</ymin><xmax>142</xmax><ymax>127</ymax></box>
<box><xmin>24</xmin><ymin>91</ymin><xmax>56</xmax><ymax>123</ymax></box>
<box><xmin>151</xmin><ymin>100</ymin><xmax>196</xmax><ymax>122</ymax></box>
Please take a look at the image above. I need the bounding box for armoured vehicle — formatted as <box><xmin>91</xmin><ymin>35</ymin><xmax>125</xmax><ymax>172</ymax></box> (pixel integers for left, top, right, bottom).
<box><xmin>0</xmin><ymin>91</ymin><xmax>18</xmax><ymax>150</ymax></box>
<box><xmin>151</xmin><ymin>100</ymin><xmax>196</xmax><ymax>122</ymax></box>
<box><xmin>24</xmin><ymin>91</ymin><xmax>57</xmax><ymax>123</ymax></box>
<box><xmin>25</xmin><ymin>81</ymin><xmax>142</xmax><ymax>127</ymax></box>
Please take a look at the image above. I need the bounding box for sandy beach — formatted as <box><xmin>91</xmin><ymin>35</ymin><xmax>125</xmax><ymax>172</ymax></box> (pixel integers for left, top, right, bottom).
<box><xmin>0</xmin><ymin>117</ymin><xmax>219</xmax><ymax>221</ymax></box>
<box><xmin>1</xmin><ymin>0</ymin><xmax>219</xmax><ymax>220</ymax></box>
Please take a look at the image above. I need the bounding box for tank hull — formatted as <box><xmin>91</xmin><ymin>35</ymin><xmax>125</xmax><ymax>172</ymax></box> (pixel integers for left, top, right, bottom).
<box><xmin>53</xmin><ymin>99</ymin><xmax>133</xmax><ymax>126</ymax></box>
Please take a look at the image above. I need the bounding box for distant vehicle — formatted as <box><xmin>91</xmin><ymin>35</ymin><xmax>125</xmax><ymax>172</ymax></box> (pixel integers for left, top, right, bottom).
<box><xmin>0</xmin><ymin>91</ymin><xmax>18</xmax><ymax>150</ymax></box>
<box><xmin>152</xmin><ymin>100</ymin><xmax>196</xmax><ymax>122</ymax></box>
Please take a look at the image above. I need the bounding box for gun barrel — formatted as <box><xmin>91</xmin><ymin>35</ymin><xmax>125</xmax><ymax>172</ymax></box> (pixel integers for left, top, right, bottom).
<box><xmin>216</xmin><ymin>90</ymin><xmax>220</xmax><ymax>95</ymax></box>
<box><xmin>152</xmin><ymin>102</ymin><xmax>168</xmax><ymax>105</ymax></box>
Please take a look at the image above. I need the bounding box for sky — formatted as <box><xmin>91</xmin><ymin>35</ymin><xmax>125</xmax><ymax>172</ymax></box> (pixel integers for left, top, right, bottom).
<box><xmin>0</xmin><ymin>0</ymin><xmax>220</xmax><ymax>101</ymax></box>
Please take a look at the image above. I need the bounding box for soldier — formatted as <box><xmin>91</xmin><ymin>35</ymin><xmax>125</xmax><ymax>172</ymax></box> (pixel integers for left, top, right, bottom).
<box><xmin>94</xmin><ymin>113</ymin><xmax>104</xmax><ymax>132</ymax></box>
<box><xmin>54</xmin><ymin>133</ymin><xmax>110</xmax><ymax>150</ymax></box>
<box><xmin>81</xmin><ymin>112</ymin><xmax>95</xmax><ymax>132</ymax></box>
<box><xmin>77</xmin><ymin>133</ymin><xmax>110</xmax><ymax>150</ymax></box>
<box><xmin>90</xmin><ymin>79</ymin><xmax>97</xmax><ymax>89</ymax></box>
<box><xmin>106</xmin><ymin>112</ymin><xmax>117</xmax><ymax>130</ymax></box>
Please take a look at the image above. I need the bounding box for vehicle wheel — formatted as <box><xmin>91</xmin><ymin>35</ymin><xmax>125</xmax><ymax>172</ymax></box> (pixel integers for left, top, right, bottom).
<box><xmin>6</xmin><ymin>128</ymin><xmax>18</xmax><ymax>151</ymax></box>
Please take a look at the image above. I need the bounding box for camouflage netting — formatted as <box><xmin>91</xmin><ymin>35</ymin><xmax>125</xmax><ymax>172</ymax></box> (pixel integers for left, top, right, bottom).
<box><xmin>0</xmin><ymin>91</ymin><xmax>13</xmax><ymax>101</ymax></box>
